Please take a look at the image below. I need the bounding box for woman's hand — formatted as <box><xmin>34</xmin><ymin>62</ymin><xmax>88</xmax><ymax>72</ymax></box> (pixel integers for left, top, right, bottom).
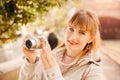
<box><xmin>22</xmin><ymin>34</ymin><xmax>37</xmax><ymax>63</ymax></box>
<box><xmin>40</xmin><ymin>39</ymin><xmax>58</xmax><ymax>69</ymax></box>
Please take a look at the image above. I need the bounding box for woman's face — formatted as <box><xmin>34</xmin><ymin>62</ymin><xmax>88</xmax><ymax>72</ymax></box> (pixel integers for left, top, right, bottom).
<box><xmin>64</xmin><ymin>25</ymin><xmax>91</xmax><ymax>57</ymax></box>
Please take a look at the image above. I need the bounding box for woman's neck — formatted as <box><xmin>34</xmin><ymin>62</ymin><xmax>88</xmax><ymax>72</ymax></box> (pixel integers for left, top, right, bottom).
<box><xmin>62</xmin><ymin>54</ymin><xmax>75</xmax><ymax>64</ymax></box>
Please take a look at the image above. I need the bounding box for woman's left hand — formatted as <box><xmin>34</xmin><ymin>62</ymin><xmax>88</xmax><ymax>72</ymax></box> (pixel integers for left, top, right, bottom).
<box><xmin>40</xmin><ymin>39</ymin><xmax>58</xmax><ymax>69</ymax></box>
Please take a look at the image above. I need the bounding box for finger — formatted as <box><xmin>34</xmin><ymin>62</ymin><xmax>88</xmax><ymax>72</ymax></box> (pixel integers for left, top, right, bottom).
<box><xmin>43</xmin><ymin>44</ymin><xmax>53</xmax><ymax>58</ymax></box>
<box><xmin>45</xmin><ymin>48</ymin><xmax>56</xmax><ymax>62</ymax></box>
<box><xmin>43</xmin><ymin>37</ymin><xmax>51</xmax><ymax>51</ymax></box>
<box><xmin>41</xmin><ymin>53</ymin><xmax>49</xmax><ymax>68</ymax></box>
<box><xmin>22</xmin><ymin>45</ymin><xmax>36</xmax><ymax>54</ymax></box>
<box><xmin>43</xmin><ymin>48</ymin><xmax>55</xmax><ymax>60</ymax></box>
<box><xmin>42</xmin><ymin>43</ymin><xmax>58</xmax><ymax>64</ymax></box>
<box><xmin>51</xmin><ymin>53</ymin><xmax>57</xmax><ymax>62</ymax></box>
<box><xmin>40</xmin><ymin>37</ymin><xmax>57</xmax><ymax>65</ymax></box>
<box><xmin>41</xmin><ymin>49</ymin><xmax>54</xmax><ymax>66</ymax></box>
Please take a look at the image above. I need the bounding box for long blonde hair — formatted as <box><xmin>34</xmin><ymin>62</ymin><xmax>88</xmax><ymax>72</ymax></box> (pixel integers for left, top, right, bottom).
<box><xmin>56</xmin><ymin>9</ymin><xmax>101</xmax><ymax>61</ymax></box>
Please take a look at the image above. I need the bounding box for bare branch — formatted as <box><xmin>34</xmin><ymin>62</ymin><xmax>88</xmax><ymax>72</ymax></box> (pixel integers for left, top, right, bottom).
<box><xmin>0</xmin><ymin>34</ymin><xmax>21</xmax><ymax>41</ymax></box>
<box><xmin>0</xmin><ymin>21</ymin><xmax>15</xmax><ymax>35</ymax></box>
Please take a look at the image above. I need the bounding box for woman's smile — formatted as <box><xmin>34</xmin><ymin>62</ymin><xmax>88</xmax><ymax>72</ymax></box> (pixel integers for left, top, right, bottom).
<box><xmin>68</xmin><ymin>40</ymin><xmax>78</xmax><ymax>46</ymax></box>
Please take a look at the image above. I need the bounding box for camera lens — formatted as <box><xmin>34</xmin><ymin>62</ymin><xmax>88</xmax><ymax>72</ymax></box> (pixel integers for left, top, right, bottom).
<box><xmin>25</xmin><ymin>36</ymin><xmax>45</xmax><ymax>50</ymax></box>
<box><xmin>26</xmin><ymin>40</ymin><xmax>32</xmax><ymax>49</ymax></box>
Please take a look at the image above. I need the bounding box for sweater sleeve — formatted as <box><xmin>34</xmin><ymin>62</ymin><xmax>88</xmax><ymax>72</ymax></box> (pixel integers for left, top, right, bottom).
<box><xmin>18</xmin><ymin>57</ymin><xmax>43</xmax><ymax>80</ymax></box>
<box><xmin>45</xmin><ymin>65</ymin><xmax>64</xmax><ymax>80</ymax></box>
<box><xmin>86</xmin><ymin>64</ymin><xmax>105</xmax><ymax>80</ymax></box>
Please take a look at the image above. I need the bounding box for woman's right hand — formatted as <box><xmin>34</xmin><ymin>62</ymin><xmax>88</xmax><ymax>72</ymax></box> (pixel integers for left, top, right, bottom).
<box><xmin>22</xmin><ymin>35</ymin><xmax>37</xmax><ymax>63</ymax></box>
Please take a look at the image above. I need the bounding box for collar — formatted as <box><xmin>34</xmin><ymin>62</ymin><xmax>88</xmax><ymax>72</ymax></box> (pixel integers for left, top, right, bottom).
<box><xmin>53</xmin><ymin>47</ymin><xmax>101</xmax><ymax>67</ymax></box>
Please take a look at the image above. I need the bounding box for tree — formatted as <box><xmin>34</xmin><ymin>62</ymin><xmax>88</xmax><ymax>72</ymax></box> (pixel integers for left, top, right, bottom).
<box><xmin>0</xmin><ymin>0</ymin><xmax>66</xmax><ymax>46</ymax></box>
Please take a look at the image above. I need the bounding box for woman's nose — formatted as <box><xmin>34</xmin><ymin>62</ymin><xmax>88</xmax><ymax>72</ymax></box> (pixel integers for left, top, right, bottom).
<box><xmin>69</xmin><ymin>32</ymin><xmax>78</xmax><ymax>41</ymax></box>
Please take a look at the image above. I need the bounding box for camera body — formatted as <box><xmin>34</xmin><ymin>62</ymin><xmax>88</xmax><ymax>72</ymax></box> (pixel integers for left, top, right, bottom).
<box><xmin>25</xmin><ymin>36</ymin><xmax>46</xmax><ymax>50</ymax></box>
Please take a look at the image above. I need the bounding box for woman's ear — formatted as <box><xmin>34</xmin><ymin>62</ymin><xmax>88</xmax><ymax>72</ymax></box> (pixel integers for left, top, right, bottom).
<box><xmin>88</xmin><ymin>39</ymin><xmax>93</xmax><ymax>44</ymax></box>
<box><xmin>88</xmin><ymin>36</ymin><xmax>94</xmax><ymax>43</ymax></box>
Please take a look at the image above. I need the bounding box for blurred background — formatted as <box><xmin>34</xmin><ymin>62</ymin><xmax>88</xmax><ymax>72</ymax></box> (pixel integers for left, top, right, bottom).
<box><xmin>0</xmin><ymin>0</ymin><xmax>120</xmax><ymax>80</ymax></box>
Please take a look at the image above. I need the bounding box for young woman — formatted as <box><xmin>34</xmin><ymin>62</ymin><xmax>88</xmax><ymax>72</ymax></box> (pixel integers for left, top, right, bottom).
<box><xmin>19</xmin><ymin>9</ymin><xmax>104</xmax><ymax>80</ymax></box>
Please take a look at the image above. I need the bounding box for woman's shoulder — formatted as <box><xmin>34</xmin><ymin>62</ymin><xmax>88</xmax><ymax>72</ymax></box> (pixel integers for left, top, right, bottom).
<box><xmin>90</xmin><ymin>63</ymin><xmax>103</xmax><ymax>73</ymax></box>
<box><xmin>85</xmin><ymin>63</ymin><xmax>105</xmax><ymax>80</ymax></box>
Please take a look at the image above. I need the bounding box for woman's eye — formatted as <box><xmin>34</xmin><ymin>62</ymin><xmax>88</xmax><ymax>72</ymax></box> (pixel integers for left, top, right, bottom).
<box><xmin>79</xmin><ymin>31</ymin><xmax>85</xmax><ymax>35</ymax></box>
<box><xmin>69</xmin><ymin>27</ymin><xmax>74</xmax><ymax>32</ymax></box>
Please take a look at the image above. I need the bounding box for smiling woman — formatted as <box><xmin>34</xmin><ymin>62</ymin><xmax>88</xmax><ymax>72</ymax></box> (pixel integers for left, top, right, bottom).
<box><xmin>63</xmin><ymin>9</ymin><xmax>101</xmax><ymax>61</ymax></box>
<box><xmin>19</xmin><ymin>9</ymin><xmax>104</xmax><ymax>80</ymax></box>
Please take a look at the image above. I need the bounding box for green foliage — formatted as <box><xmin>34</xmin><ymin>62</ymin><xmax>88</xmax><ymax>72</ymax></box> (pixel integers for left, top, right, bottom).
<box><xmin>38</xmin><ymin>0</ymin><xmax>82</xmax><ymax>33</ymax></box>
<box><xmin>0</xmin><ymin>0</ymin><xmax>66</xmax><ymax>46</ymax></box>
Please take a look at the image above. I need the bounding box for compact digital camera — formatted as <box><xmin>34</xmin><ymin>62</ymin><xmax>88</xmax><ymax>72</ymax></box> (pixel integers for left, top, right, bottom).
<box><xmin>25</xmin><ymin>36</ymin><xmax>46</xmax><ymax>50</ymax></box>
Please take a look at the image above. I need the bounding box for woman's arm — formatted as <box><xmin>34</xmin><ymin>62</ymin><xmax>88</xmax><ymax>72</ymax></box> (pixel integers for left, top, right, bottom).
<box><xmin>19</xmin><ymin>35</ymin><xmax>43</xmax><ymax>80</ymax></box>
<box><xmin>45</xmin><ymin>65</ymin><xmax>64</xmax><ymax>80</ymax></box>
<box><xmin>39</xmin><ymin>37</ymin><xmax>65</xmax><ymax>80</ymax></box>
<box><xmin>18</xmin><ymin>57</ymin><xmax>43</xmax><ymax>80</ymax></box>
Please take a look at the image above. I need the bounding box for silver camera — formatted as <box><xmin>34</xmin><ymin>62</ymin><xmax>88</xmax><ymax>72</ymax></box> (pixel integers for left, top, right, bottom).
<box><xmin>25</xmin><ymin>36</ymin><xmax>46</xmax><ymax>50</ymax></box>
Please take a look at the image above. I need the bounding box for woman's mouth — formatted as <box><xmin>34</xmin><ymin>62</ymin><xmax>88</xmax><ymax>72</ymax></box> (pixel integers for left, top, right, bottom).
<box><xmin>68</xmin><ymin>40</ymin><xmax>77</xmax><ymax>45</ymax></box>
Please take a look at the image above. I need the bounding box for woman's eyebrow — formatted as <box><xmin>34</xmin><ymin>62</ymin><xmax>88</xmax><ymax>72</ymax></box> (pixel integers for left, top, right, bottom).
<box><xmin>68</xmin><ymin>25</ymin><xmax>73</xmax><ymax>28</ymax></box>
<box><xmin>78</xmin><ymin>29</ymin><xmax>86</xmax><ymax>32</ymax></box>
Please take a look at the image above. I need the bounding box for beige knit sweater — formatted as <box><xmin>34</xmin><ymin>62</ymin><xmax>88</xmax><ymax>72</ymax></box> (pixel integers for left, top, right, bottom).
<box><xmin>18</xmin><ymin>47</ymin><xmax>104</xmax><ymax>80</ymax></box>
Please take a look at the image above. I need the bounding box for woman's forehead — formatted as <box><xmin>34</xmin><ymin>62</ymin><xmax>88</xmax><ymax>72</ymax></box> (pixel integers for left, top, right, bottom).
<box><xmin>68</xmin><ymin>23</ymin><xmax>88</xmax><ymax>31</ymax></box>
